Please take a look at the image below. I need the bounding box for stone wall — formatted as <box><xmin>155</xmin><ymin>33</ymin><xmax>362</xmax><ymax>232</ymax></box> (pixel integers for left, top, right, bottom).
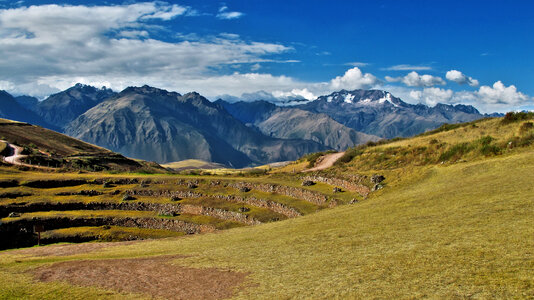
<box><xmin>1</xmin><ymin>216</ymin><xmax>215</xmax><ymax>235</ymax></box>
<box><xmin>227</xmin><ymin>182</ymin><xmax>330</xmax><ymax>206</ymax></box>
<box><xmin>0</xmin><ymin>201</ymin><xmax>257</xmax><ymax>225</ymax></box>
<box><xmin>301</xmin><ymin>176</ymin><xmax>370</xmax><ymax>197</ymax></box>
<box><xmin>126</xmin><ymin>188</ymin><xmax>301</xmax><ymax>218</ymax></box>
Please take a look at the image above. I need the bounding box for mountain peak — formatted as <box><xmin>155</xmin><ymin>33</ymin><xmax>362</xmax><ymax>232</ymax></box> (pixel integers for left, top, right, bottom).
<box><xmin>70</xmin><ymin>83</ymin><xmax>113</xmax><ymax>93</ymax></box>
<box><xmin>121</xmin><ymin>85</ymin><xmax>181</xmax><ymax>97</ymax></box>
<box><xmin>316</xmin><ymin>89</ymin><xmax>404</xmax><ymax>107</ymax></box>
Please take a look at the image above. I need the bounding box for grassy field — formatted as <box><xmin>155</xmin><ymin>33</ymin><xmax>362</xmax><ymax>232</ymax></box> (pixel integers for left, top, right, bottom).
<box><xmin>0</xmin><ymin>115</ymin><xmax>532</xmax><ymax>298</ymax></box>
<box><xmin>162</xmin><ymin>159</ymin><xmax>226</xmax><ymax>171</ymax></box>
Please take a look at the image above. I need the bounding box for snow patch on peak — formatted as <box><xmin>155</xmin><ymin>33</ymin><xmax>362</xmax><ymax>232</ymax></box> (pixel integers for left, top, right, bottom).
<box><xmin>376</xmin><ymin>92</ymin><xmax>400</xmax><ymax>107</ymax></box>
<box><xmin>327</xmin><ymin>96</ymin><xmax>333</xmax><ymax>103</ymax></box>
<box><xmin>344</xmin><ymin>94</ymin><xmax>355</xmax><ymax>103</ymax></box>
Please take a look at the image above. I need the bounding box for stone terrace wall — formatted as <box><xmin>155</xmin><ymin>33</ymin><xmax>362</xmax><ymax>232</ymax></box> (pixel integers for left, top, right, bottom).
<box><xmin>301</xmin><ymin>176</ymin><xmax>370</xmax><ymax>197</ymax></box>
<box><xmin>228</xmin><ymin>182</ymin><xmax>331</xmax><ymax>206</ymax></box>
<box><xmin>127</xmin><ymin>188</ymin><xmax>301</xmax><ymax>218</ymax></box>
<box><xmin>1</xmin><ymin>216</ymin><xmax>215</xmax><ymax>234</ymax></box>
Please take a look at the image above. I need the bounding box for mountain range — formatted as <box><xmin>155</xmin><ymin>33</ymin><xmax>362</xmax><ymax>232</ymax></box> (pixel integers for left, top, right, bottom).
<box><xmin>0</xmin><ymin>84</ymin><xmax>489</xmax><ymax>166</ymax></box>
<box><xmin>297</xmin><ymin>89</ymin><xmax>484</xmax><ymax>138</ymax></box>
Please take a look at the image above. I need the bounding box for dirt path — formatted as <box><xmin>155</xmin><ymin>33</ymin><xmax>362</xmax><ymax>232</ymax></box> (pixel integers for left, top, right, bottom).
<box><xmin>304</xmin><ymin>152</ymin><xmax>345</xmax><ymax>172</ymax></box>
<box><xmin>1</xmin><ymin>140</ymin><xmax>25</xmax><ymax>165</ymax></box>
<box><xmin>1</xmin><ymin>140</ymin><xmax>55</xmax><ymax>169</ymax></box>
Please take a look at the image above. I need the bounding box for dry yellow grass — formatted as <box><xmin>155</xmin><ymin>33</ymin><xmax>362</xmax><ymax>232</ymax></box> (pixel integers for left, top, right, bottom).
<box><xmin>0</xmin><ymin>117</ymin><xmax>532</xmax><ymax>299</ymax></box>
<box><xmin>1</xmin><ymin>148</ymin><xmax>532</xmax><ymax>298</ymax></box>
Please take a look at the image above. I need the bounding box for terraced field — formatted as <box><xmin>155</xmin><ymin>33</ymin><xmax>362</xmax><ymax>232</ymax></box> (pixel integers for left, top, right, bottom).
<box><xmin>0</xmin><ymin>171</ymin><xmax>369</xmax><ymax>249</ymax></box>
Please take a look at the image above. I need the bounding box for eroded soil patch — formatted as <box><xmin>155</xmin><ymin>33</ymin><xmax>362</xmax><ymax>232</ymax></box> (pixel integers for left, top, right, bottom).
<box><xmin>32</xmin><ymin>255</ymin><xmax>250</xmax><ymax>299</ymax></box>
<box><xmin>7</xmin><ymin>240</ymin><xmax>141</xmax><ymax>257</ymax></box>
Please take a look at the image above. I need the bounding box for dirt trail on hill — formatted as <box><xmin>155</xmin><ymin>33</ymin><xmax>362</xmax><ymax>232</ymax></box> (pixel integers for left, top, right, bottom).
<box><xmin>1</xmin><ymin>140</ymin><xmax>55</xmax><ymax>169</ymax></box>
<box><xmin>305</xmin><ymin>152</ymin><xmax>345</xmax><ymax>172</ymax></box>
<box><xmin>1</xmin><ymin>140</ymin><xmax>25</xmax><ymax>165</ymax></box>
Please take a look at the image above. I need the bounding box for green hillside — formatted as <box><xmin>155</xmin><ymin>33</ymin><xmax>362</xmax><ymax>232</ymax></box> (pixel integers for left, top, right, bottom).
<box><xmin>0</xmin><ymin>114</ymin><xmax>533</xmax><ymax>299</ymax></box>
<box><xmin>0</xmin><ymin>118</ymin><xmax>162</xmax><ymax>172</ymax></box>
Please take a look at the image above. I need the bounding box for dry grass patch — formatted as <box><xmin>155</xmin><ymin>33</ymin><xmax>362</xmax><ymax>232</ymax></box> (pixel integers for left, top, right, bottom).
<box><xmin>8</xmin><ymin>240</ymin><xmax>142</xmax><ymax>257</ymax></box>
<box><xmin>32</xmin><ymin>255</ymin><xmax>251</xmax><ymax>300</ymax></box>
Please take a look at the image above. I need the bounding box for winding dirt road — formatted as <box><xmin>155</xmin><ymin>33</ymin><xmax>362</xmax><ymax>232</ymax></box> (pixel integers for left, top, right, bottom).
<box><xmin>304</xmin><ymin>151</ymin><xmax>345</xmax><ymax>172</ymax></box>
<box><xmin>1</xmin><ymin>140</ymin><xmax>25</xmax><ymax>165</ymax></box>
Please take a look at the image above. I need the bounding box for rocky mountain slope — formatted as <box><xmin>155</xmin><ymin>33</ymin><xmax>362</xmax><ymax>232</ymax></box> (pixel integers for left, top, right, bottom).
<box><xmin>217</xmin><ymin>100</ymin><xmax>379</xmax><ymax>150</ymax></box>
<box><xmin>14</xmin><ymin>95</ymin><xmax>39</xmax><ymax>109</ymax></box>
<box><xmin>1</xmin><ymin>85</ymin><xmax>489</xmax><ymax>166</ymax></box>
<box><xmin>296</xmin><ymin>89</ymin><xmax>484</xmax><ymax>138</ymax></box>
<box><xmin>65</xmin><ymin>86</ymin><xmax>325</xmax><ymax>167</ymax></box>
<box><xmin>35</xmin><ymin>83</ymin><xmax>116</xmax><ymax>129</ymax></box>
<box><xmin>0</xmin><ymin>91</ymin><xmax>53</xmax><ymax>129</ymax></box>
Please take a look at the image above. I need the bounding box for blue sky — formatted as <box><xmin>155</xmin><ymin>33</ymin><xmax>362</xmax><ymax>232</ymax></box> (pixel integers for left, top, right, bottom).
<box><xmin>0</xmin><ymin>0</ymin><xmax>532</xmax><ymax>112</ymax></box>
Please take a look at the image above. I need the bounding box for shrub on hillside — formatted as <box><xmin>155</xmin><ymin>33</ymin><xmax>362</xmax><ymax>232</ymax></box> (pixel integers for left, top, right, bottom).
<box><xmin>501</xmin><ymin>111</ymin><xmax>534</xmax><ymax>124</ymax></box>
<box><xmin>335</xmin><ymin>148</ymin><xmax>363</xmax><ymax>165</ymax></box>
<box><xmin>476</xmin><ymin>136</ymin><xmax>501</xmax><ymax>156</ymax></box>
<box><xmin>438</xmin><ymin>142</ymin><xmax>472</xmax><ymax>162</ymax></box>
<box><xmin>519</xmin><ymin>122</ymin><xmax>534</xmax><ymax>134</ymax></box>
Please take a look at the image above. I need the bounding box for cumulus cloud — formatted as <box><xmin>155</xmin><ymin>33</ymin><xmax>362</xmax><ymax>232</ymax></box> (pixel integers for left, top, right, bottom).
<box><xmin>216</xmin><ymin>5</ymin><xmax>244</xmax><ymax>20</ymax></box>
<box><xmin>386</xmin><ymin>71</ymin><xmax>445</xmax><ymax>87</ymax></box>
<box><xmin>445</xmin><ymin>70</ymin><xmax>479</xmax><ymax>87</ymax></box>
<box><xmin>0</xmin><ymin>3</ymin><xmax>291</xmax><ymax>97</ymax></box>
<box><xmin>408</xmin><ymin>87</ymin><xmax>453</xmax><ymax>106</ymax></box>
<box><xmin>330</xmin><ymin>67</ymin><xmax>378</xmax><ymax>90</ymax></box>
<box><xmin>476</xmin><ymin>81</ymin><xmax>530</xmax><ymax>105</ymax></box>
<box><xmin>383</xmin><ymin>64</ymin><xmax>432</xmax><ymax>71</ymax></box>
<box><xmin>272</xmin><ymin>88</ymin><xmax>316</xmax><ymax>100</ymax></box>
<box><xmin>386</xmin><ymin>80</ymin><xmax>532</xmax><ymax>113</ymax></box>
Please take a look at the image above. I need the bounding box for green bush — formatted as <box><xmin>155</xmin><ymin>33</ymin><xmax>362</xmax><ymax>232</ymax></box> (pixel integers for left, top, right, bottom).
<box><xmin>335</xmin><ymin>148</ymin><xmax>363</xmax><ymax>165</ymax></box>
<box><xmin>478</xmin><ymin>135</ymin><xmax>495</xmax><ymax>146</ymax></box>
<box><xmin>306</xmin><ymin>152</ymin><xmax>324</xmax><ymax>168</ymax></box>
<box><xmin>519</xmin><ymin>122</ymin><xmax>534</xmax><ymax>134</ymax></box>
<box><xmin>438</xmin><ymin>143</ymin><xmax>472</xmax><ymax>162</ymax></box>
<box><xmin>501</xmin><ymin>111</ymin><xmax>534</xmax><ymax>124</ymax></box>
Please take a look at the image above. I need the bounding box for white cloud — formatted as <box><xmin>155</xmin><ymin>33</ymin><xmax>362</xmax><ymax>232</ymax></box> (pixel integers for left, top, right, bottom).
<box><xmin>386</xmin><ymin>81</ymin><xmax>532</xmax><ymax>113</ymax></box>
<box><xmin>383</xmin><ymin>64</ymin><xmax>432</xmax><ymax>71</ymax></box>
<box><xmin>408</xmin><ymin>87</ymin><xmax>454</xmax><ymax>106</ymax></box>
<box><xmin>344</xmin><ymin>62</ymin><xmax>369</xmax><ymax>67</ymax></box>
<box><xmin>330</xmin><ymin>67</ymin><xmax>378</xmax><ymax>90</ymax></box>
<box><xmin>0</xmin><ymin>3</ymin><xmax>290</xmax><ymax>98</ymax></box>
<box><xmin>250</xmin><ymin>63</ymin><xmax>261</xmax><ymax>71</ymax></box>
<box><xmin>445</xmin><ymin>70</ymin><xmax>479</xmax><ymax>87</ymax></box>
<box><xmin>272</xmin><ymin>88</ymin><xmax>316</xmax><ymax>100</ymax></box>
<box><xmin>216</xmin><ymin>5</ymin><xmax>244</xmax><ymax>20</ymax></box>
<box><xmin>118</xmin><ymin>30</ymin><xmax>150</xmax><ymax>39</ymax></box>
<box><xmin>476</xmin><ymin>81</ymin><xmax>530</xmax><ymax>105</ymax></box>
<box><xmin>386</xmin><ymin>71</ymin><xmax>445</xmax><ymax>87</ymax></box>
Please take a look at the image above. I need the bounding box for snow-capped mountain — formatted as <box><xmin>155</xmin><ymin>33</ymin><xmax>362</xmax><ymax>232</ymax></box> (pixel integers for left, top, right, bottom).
<box><xmin>297</xmin><ymin>89</ymin><xmax>484</xmax><ymax>139</ymax></box>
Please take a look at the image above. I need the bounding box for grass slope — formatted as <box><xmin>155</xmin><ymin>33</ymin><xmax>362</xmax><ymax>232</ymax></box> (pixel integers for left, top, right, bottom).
<box><xmin>1</xmin><ymin>149</ymin><xmax>532</xmax><ymax>298</ymax></box>
<box><xmin>0</xmin><ymin>118</ymin><xmax>166</xmax><ymax>172</ymax></box>
<box><xmin>0</xmin><ymin>115</ymin><xmax>532</xmax><ymax>298</ymax></box>
<box><xmin>162</xmin><ymin>159</ymin><xmax>226</xmax><ymax>171</ymax></box>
